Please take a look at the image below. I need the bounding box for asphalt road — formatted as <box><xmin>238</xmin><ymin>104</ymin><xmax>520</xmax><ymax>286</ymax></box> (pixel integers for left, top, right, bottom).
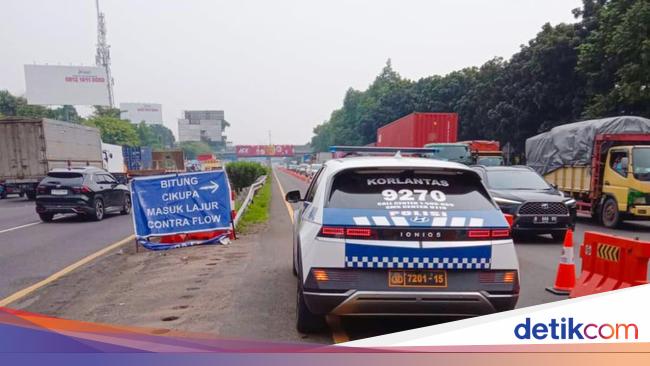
<box><xmin>0</xmin><ymin>195</ymin><xmax>134</xmax><ymax>299</ymax></box>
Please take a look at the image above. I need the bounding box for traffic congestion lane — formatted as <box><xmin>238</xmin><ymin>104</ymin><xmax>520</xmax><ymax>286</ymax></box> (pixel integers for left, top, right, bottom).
<box><xmin>0</xmin><ymin>196</ymin><xmax>41</xmax><ymax>232</ymax></box>
<box><xmin>0</xmin><ymin>209</ymin><xmax>134</xmax><ymax>299</ymax></box>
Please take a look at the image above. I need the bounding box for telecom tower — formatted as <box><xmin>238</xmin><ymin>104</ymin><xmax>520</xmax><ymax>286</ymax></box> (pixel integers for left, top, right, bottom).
<box><xmin>95</xmin><ymin>0</ymin><xmax>114</xmax><ymax>107</ymax></box>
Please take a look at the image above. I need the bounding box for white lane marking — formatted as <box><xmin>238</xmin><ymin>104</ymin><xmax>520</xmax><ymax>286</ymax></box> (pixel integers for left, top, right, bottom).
<box><xmin>0</xmin><ymin>221</ymin><xmax>41</xmax><ymax>235</ymax></box>
<box><xmin>391</xmin><ymin>216</ymin><xmax>409</xmax><ymax>226</ymax></box>
<box><xmin>450</xmin><ymin>217</ymin><xmax>466</xmax><ymax>227</ymax></box>
<box><xmin>469</xmin><ymin>218</ymin><xmax>484</xmax><ymax>227</ymax></box>
<box><xmin>372</xmin><ymin>216</ymin><xmax>390</xmax><ymax>226</ymax></box>
<box><xmin>431</xmin><ymin>217</ymin><xmax>447</xmax><ymax>226</ymax></box>
<box><xmin>353</xmin><ymin>216</ymin><xmax>370</xmax><ymax>225</ymax></box>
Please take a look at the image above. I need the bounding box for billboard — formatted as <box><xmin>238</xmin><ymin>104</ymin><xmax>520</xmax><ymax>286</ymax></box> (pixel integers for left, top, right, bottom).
<box><xmin>120</xmin><ymin>103</ymin><xmax>163</xmax><ymax>125</ymax></box>
<box><xmin>235</xmin><ymin>145</ymin><xmax>294</xmax><ymax>157</ymax></box>
<box><xmin>24</xmin><ymin>65</ymin><xmax>110</xmax><ymax>106</ymax></box>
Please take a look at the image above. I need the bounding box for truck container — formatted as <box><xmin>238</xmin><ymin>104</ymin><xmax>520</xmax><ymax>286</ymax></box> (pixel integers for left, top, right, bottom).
<box><xmin>376</xmin><ymin>112</ymin><xmax>458</xmax><ymax>148</ymax></box>
<box><xmin>140</xmin><ymin>146</ymin><xmax>153</xmax><ymax>170</ymax></box>
<box><xmin>0</xmin><ymin>117</ymin><xmax>103</xmax><ymax>199</ymax></box>
<box><xmin>459</xmin><ymin>140</ymin><xmax>504</xmax><ymax>166</ymax></box>
<box><xmin>152</xmin><ymin>150</ymin><xmax>185</xmax><ymax>171</ymax></box>
<box><xmin>526</xmin><ymin>116</ymin><xmax>650</xmax><ymax>228</ymax></box>
<box><xmin>123</xmin><ymin>146</ymin><xmax>143</xmax><ymax>171</ymax></box>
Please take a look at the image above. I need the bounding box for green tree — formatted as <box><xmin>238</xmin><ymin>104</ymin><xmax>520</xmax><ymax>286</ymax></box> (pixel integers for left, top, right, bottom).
<box><xmin>84</xmin><ymin>117</ymin><xmax>140</xmax><ymax>146</ymax></box>
<box><xmin>178</xmin><ymin>141</ymin><xmax>213</xmax><ymax>159</ymax></box>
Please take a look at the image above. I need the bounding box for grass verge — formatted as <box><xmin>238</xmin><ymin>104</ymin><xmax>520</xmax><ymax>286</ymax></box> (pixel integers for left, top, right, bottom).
<box><xmin>236</xmin><ymin>179</ymin><xmax>271</xmax><ymax>233</ymax></box>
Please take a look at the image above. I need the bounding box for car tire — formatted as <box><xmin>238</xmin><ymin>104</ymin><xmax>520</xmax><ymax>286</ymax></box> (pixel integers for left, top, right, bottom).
<box><xmin>38</xmin><ymin>213</ymin><xmax>54</xmax><ymax>222</ymax></box>
<box><xmin>120</xmin><ymin>194</ymin><xmax>131</xmax><ymax>215</ymax></box>
<box><xmin>91</xmin><ymin>198</ymin><xmax>105</xmax><ymax>221</ymax></box>
<box><xmin>551</xmin><ymin>230</ymin><xmax>567</xmax><ymax>243</ymax></box>
<box><xmin>296</xmin><ymin>282</ymin><xmax>326</xmax><ymax>333</ymax></box>
<box><xmin>600</xmin><ymin>197</ymin><xmax>621</xmax><ymax>228</ymax></box>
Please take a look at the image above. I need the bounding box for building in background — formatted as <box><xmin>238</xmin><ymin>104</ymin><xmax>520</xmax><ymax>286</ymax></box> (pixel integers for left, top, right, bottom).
<box><xmin>120</xmin><ymin>103</ymin><xmax>163</xmax><ymax>125</ymax></box>
<box><xmin>178</xmin><ymin>110</ymin><xmax>226</xmax><ymax>143</ymax></box>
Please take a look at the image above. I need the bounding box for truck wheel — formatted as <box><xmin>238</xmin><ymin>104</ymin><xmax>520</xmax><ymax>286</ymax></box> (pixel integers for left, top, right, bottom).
<box><xmin>120</xmin><ymin>195</ymin><xmax>131</xmax><ymax>215</ymax></box>
<box><xmin>296</xmin><ymin>282</ymin><xmax>326</xmax><ymax>333</ymax></box>
<box><xmin>91</xmin><ymin>198</ymin><xmax>105</xmax><ymax>221</ymax></box>
<box><xmin>39</xmin><ymin>213</ymin><xmax>54</xmax><ymax>222</ymax></box>
<box><xmin>600</xmin><ymin>197</ymin><xmax>621</xmax><ymax>228</ymax></box>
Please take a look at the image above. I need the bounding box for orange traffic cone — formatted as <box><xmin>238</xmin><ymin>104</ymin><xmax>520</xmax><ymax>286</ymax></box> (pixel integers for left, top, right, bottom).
<box><xmin>546</xmin><ymin>228</ymin><xmax>576</xmax><ymax>295</ymax></box>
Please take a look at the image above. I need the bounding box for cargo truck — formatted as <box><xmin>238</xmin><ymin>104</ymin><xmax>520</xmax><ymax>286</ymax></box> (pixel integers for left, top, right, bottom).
<box><xmin>0</xmin><ymin>117</ymin><xmax>103</xmax><ymax>199</ymax></box>
<box><xmin>459</xmin><ymin>140</ymin><xmax>504</xmax><ymax>166</ymax></box>
<box><xmin>526</xmin><ymin>116</ymin><xmax>650</xmax><ymax>228</ymax></box>
<box><xmin>101</xmin><ymin>142</ymin><xmax>127</xmax><ymax>183</ymax></box>
<box><xmin>376</xmin><ymin>112</ymin><xmax>458</xmax><ymax>147</ymax></box>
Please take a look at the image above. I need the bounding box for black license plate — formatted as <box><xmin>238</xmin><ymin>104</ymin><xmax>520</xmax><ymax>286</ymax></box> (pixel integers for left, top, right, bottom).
<box><xmin>388</xmin><ymin>270</ymin><xmax>447</xmax><ymax>288</ymax></box>
<box><xmin>533</xmin><ymin>216</ymin><xmax>558</xmax><ymax>224</ymax></box>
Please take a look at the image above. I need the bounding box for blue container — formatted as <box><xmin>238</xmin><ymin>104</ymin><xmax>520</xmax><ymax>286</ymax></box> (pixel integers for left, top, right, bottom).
<box><xmin>140</xmin><ymin>147</ymin><xmax>153</xmax><ymax>170</ymax></box>
<box><xmin>123</xmin><ymin>146</ymin><xmax>143</xmax><ymax>170</ymax></box>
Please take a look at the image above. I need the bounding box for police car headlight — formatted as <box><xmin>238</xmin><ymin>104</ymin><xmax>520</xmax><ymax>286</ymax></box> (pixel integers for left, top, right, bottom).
<box><xmin>493</xmin><ymin>197</ymin><xmax>522</xmax><ymax>205</ymax></box>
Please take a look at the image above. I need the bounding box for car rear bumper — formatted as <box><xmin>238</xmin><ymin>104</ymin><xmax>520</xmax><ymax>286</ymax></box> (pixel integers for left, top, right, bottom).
<box><xmin>302</xmin><ymin>269</ymin><xmax>519</xmax><ymax>316</ymax></box>
<box><xmin>304</xmin><ymin>289</ymin><xmax>518</xmax><ymax>316</ymax></box>
<box><xmin>36</xmin><ymin>203</ymin><xmax>94</xmax><ymax>215</ymax></box>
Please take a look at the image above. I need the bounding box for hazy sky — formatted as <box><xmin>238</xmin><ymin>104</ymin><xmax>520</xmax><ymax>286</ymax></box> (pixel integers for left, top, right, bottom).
<box><xmin>1</xmin><ymin>0</ymin><xmax>582</xmax><ymax>145</ymax></box>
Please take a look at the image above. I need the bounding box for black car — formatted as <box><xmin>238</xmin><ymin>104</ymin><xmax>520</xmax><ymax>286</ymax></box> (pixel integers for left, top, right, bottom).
<box><xmin>472</xmin><ymin>166</ymin><xmax>576</xmax><ymax>241</ymax></box>
<box><xmin>35</xmin><ymin>167</ymin><xmax>131</xmax><ymax>222</ymax></box>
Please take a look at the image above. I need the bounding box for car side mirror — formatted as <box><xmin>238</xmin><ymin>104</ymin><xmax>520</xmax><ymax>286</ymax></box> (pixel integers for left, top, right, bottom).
<box><xmin>551</xmin><ymin>183</ymin><xmax>558</xmax><ymax>189</ymax></box>
<box><xmin>285</xmin><ymin>190</ymin><xmax>302</xmax><ymax>203</ymax></box>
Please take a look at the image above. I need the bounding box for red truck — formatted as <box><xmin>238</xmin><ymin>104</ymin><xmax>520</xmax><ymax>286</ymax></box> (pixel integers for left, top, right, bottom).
<box><xmin>459</xmin><ymin>140</ymin><xmax>504</xmax><ymax>166</ymax></box>
<box><xmin>376</xmin><ymin>112</ymin><xmax>458</xmax><ymax>147</ymax></box>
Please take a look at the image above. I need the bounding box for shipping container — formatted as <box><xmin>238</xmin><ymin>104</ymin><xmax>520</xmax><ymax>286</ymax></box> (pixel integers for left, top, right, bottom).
<box><xmin>123</xmin><ymin>146</ymin><xmax>143</xmax><ymax>171</ymax></box>
<box><xmin>0</xmin><ymin>117</ymin><xmax>103</xmax><ymax>199</ymax></box>
<box><xmin>140</xmin><ymin>146</ymin><xmax>153</xmax><ymax>169</ymax></box>
<box><xmin>152</xmin><ymin>150</ymin><xmax>185</xmax><ymax>171</ymax></box>
<box><xmin>376</xmin><ymin>112</ymin><xmax>458</xmax><ymax>148</ymax></box>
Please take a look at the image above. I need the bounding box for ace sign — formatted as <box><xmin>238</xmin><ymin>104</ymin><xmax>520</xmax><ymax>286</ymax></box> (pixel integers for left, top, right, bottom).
<box><xmin>131</xmin><ymin>171</ymin><xmax>232</xmax><ymax>238</ymax></box>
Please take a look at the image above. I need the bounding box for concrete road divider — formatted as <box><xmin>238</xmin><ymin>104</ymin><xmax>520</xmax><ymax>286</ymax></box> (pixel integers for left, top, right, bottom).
<box><xmin>570</xmin><ymin>231</ymin><xmax>650</xmax><ymax>298</ymax></box>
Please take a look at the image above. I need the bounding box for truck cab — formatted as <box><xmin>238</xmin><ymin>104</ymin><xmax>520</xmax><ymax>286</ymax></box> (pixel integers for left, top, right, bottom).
<box><xmin>422</xmin><ymin>143</ymin><xmax>473</xmax><ymax>165</ymax></box>
<box><xmin>600</xmin><ymin>145</ymin><xmax>650</xmax><ymax>226</ymax></box>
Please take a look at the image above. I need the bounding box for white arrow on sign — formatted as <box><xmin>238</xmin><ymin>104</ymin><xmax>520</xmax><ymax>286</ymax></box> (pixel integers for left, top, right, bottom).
<box><xmin>199</xmin><ymin>180</ymin><xmax>220</xmax><ymax>194</ymax></box>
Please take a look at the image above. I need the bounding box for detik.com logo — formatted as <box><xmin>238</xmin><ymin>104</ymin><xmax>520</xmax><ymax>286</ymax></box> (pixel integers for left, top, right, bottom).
<box><xmin>514</xmin><ymin>317</ymin><xmax>638</xmax><ymax>340</ymax></box>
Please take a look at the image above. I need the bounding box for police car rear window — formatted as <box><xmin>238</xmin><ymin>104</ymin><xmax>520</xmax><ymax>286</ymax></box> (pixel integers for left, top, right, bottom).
<box><xmin>327</xmin><ymin>169</ymin><xmax>495</xmax><ymax>211</ymax></box>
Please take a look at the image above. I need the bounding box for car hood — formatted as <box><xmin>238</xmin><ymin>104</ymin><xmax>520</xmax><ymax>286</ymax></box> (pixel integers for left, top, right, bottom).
<box><xmin>489</xmin><ymin>189</ymin><xmax>565</xmax><ymax>202</ymax></box>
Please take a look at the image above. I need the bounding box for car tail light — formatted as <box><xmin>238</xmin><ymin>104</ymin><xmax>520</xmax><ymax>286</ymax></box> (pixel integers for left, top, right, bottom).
<box><xmin>468</xmin><ymin>229</ymin><xmax>491</xmax><ymax>238</ymax></box>
<box><xmin>72</xmin><ymin>186</ymin><xmax>92</xmax><ymax>194</ymax></box>
<box><xmin>345</xmin><ymin>228</ymin><xmax>373</xmax><ymax>237</ymax></box>
<box><xmin>319</xmin><ymin>226</ymin><xmax>377</xmax><ymax>239</ymax></box>
<box><xmin>479</xmin><ymin>270</ymin><xmax>517</xmax><ymax>284</ymax></box>
<box><xmin>491</xmin><ymin>229</ymin><xmax>510</xmax><ymax>238</ymax></box>
<box><xmin>312</xmin><ymin>269</ymin><xmax>329</xmax><ymax>282</ymax></box>
<box><xmin>319</xmin><ymin>226</ymin><xmax>345</xmax><ymax>238</ymax></box>
<box><xmin>37</xmin><ymin>186</ymin><xmax>47</xmax><ymax>194</ymax></box>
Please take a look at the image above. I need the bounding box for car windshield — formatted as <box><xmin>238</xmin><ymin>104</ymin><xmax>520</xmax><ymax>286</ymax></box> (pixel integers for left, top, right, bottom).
<box><xmin>477</xmin><ymin>156</ymin><xmax>504</xmax><ymax>166</ymax></box>
<box><xmin>423</xmin><ymin>145</ymin><xmax>470</xmax><ymax>162</ymax></box>
<box><xmin>327</xmin><ymin>168</ymin><xmax>495</xmax><ymax>211</ymax></box>
<box><xmin>41</xmin><ymin>172</ymin><xmax>84</xmax><ymax>185</ymax></box>
<box><xmin>485</xmin><ymin>170</ymin><xmax>550</xmax><ymax>190</ymax></box>
<box><xmin>633</xmin><ymin>148</ymin><xmax>650</xmax><ymax>181</ymax></box>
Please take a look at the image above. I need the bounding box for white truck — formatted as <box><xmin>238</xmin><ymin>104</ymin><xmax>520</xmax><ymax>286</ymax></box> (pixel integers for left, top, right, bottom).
<box><xmin>0</xmin><ymin>117</ymin><xmax>103</xmax><ymax>199</ymax></box>
<box><xmin>101</xmin><ymin>142</ymin><xmax>127</xmax><ymax>182</ymax></box>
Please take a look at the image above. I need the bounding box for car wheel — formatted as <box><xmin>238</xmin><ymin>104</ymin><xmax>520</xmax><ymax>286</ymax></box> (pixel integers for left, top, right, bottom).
<box><xmin>600</xmin><ymin>197</ymin><xmax>621</xmax><ymax>228</ymax></box>
<box><xmin>120</xmin><ymin>194</ymin><xmax>131</xmax><ymax>215</ymax></box>
<box><xmin>551</xmin><ymin>230</ymin><xmax>567</xmax><ymax>243</ymax></box>
<box><xmin>296</xmin><ymin>282</ymin><xmax>326</xmax><ymax>333</ymax></box>
<box><xmin>38</xmin><ymin>213</ymin><xmax>54</xmax><ymax>222</ymax></box>
<box><xmin>92</xmin><ymin>198</ymin><xmax>105</xmax><ymax>221</ymax></box>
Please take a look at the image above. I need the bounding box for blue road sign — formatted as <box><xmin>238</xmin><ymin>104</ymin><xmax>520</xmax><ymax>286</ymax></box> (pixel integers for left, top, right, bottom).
<box><xmin>131</xmin><ymin>171</ymin><xmax>232</xmax><ymax>238</ymax></box>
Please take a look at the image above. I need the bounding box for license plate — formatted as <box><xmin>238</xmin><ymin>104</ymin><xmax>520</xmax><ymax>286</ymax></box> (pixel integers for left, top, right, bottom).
<box><xmin>51</xmin><ymin>189</ymin><xmax>68</xmax><ymax>195</ymax></box>
<box><xmin>388</xmin><ymin>270</ymin><xmax>447</xmax><ymax>288</ymax></box>
<box><xmin>533</xmin><ymin>216</ymin><xmax>557</xmax><ymax>224</ymax></box>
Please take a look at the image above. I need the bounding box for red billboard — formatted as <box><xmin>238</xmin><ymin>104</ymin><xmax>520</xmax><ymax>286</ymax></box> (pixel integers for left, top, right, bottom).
<box><xmin>235</xmin><ymin>145</ymin><xmax>294</xmax><ymax>157</ymax></box>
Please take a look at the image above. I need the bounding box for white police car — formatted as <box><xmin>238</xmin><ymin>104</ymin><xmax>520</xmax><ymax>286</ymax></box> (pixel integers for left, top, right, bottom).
<box><xmin>285</xmin><ymin>152</ymin><xmax>520</xmax><ymax>332</ymax></box>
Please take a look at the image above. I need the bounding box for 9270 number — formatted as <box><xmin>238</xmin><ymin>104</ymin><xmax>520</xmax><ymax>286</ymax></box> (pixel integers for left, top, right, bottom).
<box><xmin>381</xmin><ymin>189</ymin><xmax>446</xmax><ymax>202</ymax></box>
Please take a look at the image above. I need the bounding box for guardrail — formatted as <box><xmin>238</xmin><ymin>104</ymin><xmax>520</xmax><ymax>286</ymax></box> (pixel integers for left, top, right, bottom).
<box><xmin>233</xmin><ymin>175</ymin><xmax>268</xmax><ymax>228</ymax></box>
